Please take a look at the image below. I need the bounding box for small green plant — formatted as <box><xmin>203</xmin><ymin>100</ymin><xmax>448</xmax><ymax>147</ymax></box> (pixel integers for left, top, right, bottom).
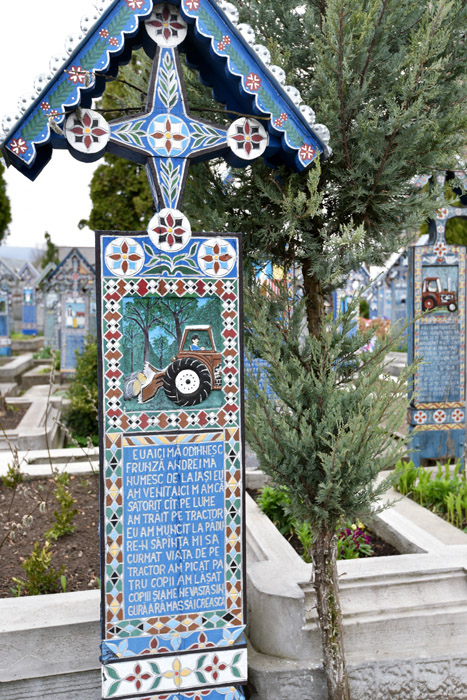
<box><xmin>257</xmin><ymin>485</ymin><xmax>295</xmax><ymax>537</ymax></box>
<box><xmin>33</xmin><ymin>346</ymin><xmax>52</xmax><ymax>360</ymax></box>
<box><xmin>394</xmin><ymin>459</ymin><xmax>467</xmax><ymax>527</ymax></box>
<box><xmin>2</xmin><ymin>461</ymin><xmax>23</xmax><ymax>489</ymax></box>
<box><xmin>45</xmin><ymin>472</ymin><xmax>79</xmax><ymax>539</ymax></box>
<box><xmin>12</xmin><ymin>541</ymin><xmax>65</xmax><ymax>595</ymax></box>
<box><xmin>257</xmin><ymin>486</ymin><xmax>375</xmax><ymax>560</ymax></box>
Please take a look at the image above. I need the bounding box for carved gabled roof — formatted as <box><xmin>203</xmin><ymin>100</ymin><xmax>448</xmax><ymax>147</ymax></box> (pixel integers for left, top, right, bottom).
<box><xmin>18</xmin><ymin>261</ymin><xmax>40</xmax><ymax>282</ymax></box>
<box><xmin>41</xmin><ymin>247</ymin><xmax>95</xmax><ymax>293</ymax></box>
<box><xmin>1</xmin><ymin>0</ymin><xmax>329</xmax><ymax>182</ymax></box>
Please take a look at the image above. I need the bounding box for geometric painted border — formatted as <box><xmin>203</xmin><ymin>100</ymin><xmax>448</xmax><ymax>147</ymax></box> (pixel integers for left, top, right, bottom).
<box><xmin>413</xmin><ymin>245</ymin><xmax>466</xmax><ymax>412</ymax></box>
<box><xmin>102</xmin><ymin>648</ymin><xmax>247</xmax><ymax>698</ymax></box>
<box><xmin>102</xmin><ymin>275</ymin><xmax>240</xmax><ymax>433</ymax></box>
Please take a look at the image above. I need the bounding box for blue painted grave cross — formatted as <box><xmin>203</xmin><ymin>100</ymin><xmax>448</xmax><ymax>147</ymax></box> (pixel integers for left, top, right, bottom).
<box><xmin>0</xmin><ymin>2</ymin><xmax>330</xmax><ymax>699</ymax></box>
<box><xmin>408</xmin><ymin>171</ymin><xmax>467</xmax><ymax>466</ymax></box>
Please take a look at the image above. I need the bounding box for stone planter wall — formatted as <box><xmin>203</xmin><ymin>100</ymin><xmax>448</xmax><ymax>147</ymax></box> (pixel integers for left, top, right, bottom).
<box><xmin>1</xmin><ymin>468</ymin><xmax>467</xmax><ymax>699</ymax></box>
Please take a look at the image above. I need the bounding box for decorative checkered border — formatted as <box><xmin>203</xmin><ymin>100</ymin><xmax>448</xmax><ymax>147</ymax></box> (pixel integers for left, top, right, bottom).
<box><xmin>102</xmin><ymin>275</ymin><xmax>240</xmax><ymax>433</ymax></box>
<box><xmin>413</xmin><ymin>246</ymin><xmax>466</xmax><ymax>428</ymax></box>
<box><xmin>97</xmin><ymin>232</ymin><xmax>246</xmax><ymax>669</ymax></box>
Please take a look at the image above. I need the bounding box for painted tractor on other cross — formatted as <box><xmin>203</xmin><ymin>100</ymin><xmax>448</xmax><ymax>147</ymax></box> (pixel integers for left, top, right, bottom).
<box><xmin>421</xmin><ymin>277</ymin><xmax>457</xmax><ymax>312</ymax></box>
<box><xmin>123</xmin><ymin>325</ymin><xmax>222</xmax><ymax>407</ymax></box>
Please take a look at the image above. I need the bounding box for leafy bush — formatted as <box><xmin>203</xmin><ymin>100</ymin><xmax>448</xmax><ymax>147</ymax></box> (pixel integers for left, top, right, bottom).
<box><xmin>12</xmin><ymin>541</ymin><xmax>65</xmax><ymax>596</ymax></box>
<box><xmin>45</xmin><ymin>472</ymin><xmax>79</xmax><ymax>539</ymax></box>
<box><xmin>62</xmin><ymin>337</ymin><xmax>98</xmax><ymax>440</ymax></box>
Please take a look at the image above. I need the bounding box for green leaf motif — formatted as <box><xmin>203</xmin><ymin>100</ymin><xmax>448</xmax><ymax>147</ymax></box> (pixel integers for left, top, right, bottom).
<box><xmin>231</xmin><ymin>666</ymin><xmax>241</xmax><ymax>678</ymax></box>
<box><xmin>81</xmin><ymin>38</ymin><xmax>108</xmax><ymax>71</ymax></box>
<box><xmin>196</xmin><ymin>654</ymin><xmax>207</xmax><ymax>669</ymax></box>
<box><xmin>160</xmin><ymin>159</ymin><xmax>181</xmax><ymax>207</ymax></box>
<box><xmin>199</xmin><ymin>7</ymin><xmax>223</xmax><ymax>42</ymax></box>
<box><xmin>145</xmin><ymin>264</ymin><xmax>174</xmax><ymax>275</ymax></box>
<box><xmin>114</xmin><ymin>122</ymin><xmax>147</xmax><ymax>149</ymax></box>
<box><xmin>174</xmin><ymin>265</ymin><xmax>200</xmax><ymax>276</ymax></box>
<box><xmin>149</xmin><ymin>662</ymin><xmax>160</xmax><ymax>674</ymax></box>
<box><xmin>159</xmin><ymin>53</ymin><xmax>179</xmax><ymax>109</ymax></box>
<box><xmin>106</xmin><ymin>666</ymin><xmax>121</xmax><ymax>681</ymax></box>
<box><xmin>232</xmin><ymin>653</ymin><xmax>241</xmax><ymax>665</ymax></box>
<box><xmin>108</xmin><ymin>680</ymin><xmax>122</xmax><ymax>697</ymax></box>
<box><xmin>143</xmin><ymin>243</ymin><xmax>154</xmax><ymax>257</ymax></box>
<box><xmin>196</xmin><ymin>671</ymin><xmax>207</xmax><ymax>684</ymax></box>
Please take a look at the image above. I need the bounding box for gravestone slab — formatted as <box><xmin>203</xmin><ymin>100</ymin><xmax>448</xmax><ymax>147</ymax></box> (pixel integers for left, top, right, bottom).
<box><xmin>408</xmin><ymin>171</ymin><xmax>467</xmax><ymax>465</ymax></box>
<box><xmin>97</xmin><ymin>231</ymin><xmax>247</xmax><ymax>700</ymax></box>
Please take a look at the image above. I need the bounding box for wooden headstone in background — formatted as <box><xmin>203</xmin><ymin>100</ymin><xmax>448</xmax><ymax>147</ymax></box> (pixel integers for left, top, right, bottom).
<box><xmin>408</xmin><ymin>172</ymin><xmax>467</xmax><ymax>466</ymax></box>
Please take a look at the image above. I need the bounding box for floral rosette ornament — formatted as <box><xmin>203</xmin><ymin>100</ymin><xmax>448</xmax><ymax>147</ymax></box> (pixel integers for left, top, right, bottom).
<box><xmin>198</xmin><ymin>238</ymin><xmax>236</xmax><ymax>277</ymax></box>
<box><xmin>433</xmin><ymin>241</ymin><xmax>447</xmax><ymax>259</ymax></box>
<box><xmin>64</xmin><ymin>109</ymin><xmax>110</xmax><ymax>156</ymax></box>
<box><xmin>452</xmin><ymin>409</ymin><xmax>464</xmax><ymax>423</ymax></box>
<box><xmin>104</xmin><ymin>237</ymin><xmax>145</xmax><ymax>277</ymax></box>
<box><xmin>226</xmin><ymin>118</ymin><xmax>268</xmax><ymax>160</ymax></box>
<box><xmin>148</xmin><ymin>208</ymin><xmax>191</xmax><ymax>251</ymax></box>
<box><xmin>146</xmin><ymin>3</ymin><xmax>187</xmax><ymax>47</ymax></box>
<box><xmin>413</xmin><ymin>410</ymin><xmax>427</xmax><ymax>425</ymax></box>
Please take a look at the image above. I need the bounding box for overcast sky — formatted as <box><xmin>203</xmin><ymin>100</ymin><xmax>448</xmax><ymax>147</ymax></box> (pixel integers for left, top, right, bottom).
<box><xmin>0</xmin><ymin>1</ymin><xmax>105</xmax><ymax>252</ymax></box>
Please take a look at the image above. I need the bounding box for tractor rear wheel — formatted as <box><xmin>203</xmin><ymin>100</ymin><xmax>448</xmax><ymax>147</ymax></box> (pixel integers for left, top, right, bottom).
<box><xmin>163</xmin><ymin>357</ymin><xmax>212</xmax><ymax>407</ymax></box>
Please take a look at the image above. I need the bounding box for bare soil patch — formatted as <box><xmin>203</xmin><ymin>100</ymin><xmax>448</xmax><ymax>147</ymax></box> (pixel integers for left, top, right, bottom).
<box><xmin>0</xmin><ymin>474</ymin><xmax>99</xmax><ymax>597</ymax></box>
<box><xmin>0</xmin><ymin>404</ymin><xmax>31</xmax><ymax>431</ymax></box>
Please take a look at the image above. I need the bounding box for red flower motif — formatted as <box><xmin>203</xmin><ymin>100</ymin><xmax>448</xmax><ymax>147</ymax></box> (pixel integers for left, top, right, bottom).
<box><xmin>231</xmin><ymin>118</ymin><xmax>266</xmax><ymax>156</ymax></box>
<box><xmin>126</xmin><ymin>0</ymin><xmax>145</xmax><ymax>8</ymax></box>
<box><xmin>150</xmin><ymin>116</ymin><xmax>187</xmax><ymax>155</ymax></box>
<box><xmin>99</xmin><ymin>29</ymin><xmax>109</xmax><ymax>38</ymax></box>
<box><xmin>152</xmin><ymin>212</ymin><xmax>186</xmax><ymax>248</ymax></box>
<box><xmin>49</xmin><ymin>109</ymin><xmax>59</xmax><ymax>118</ymax></box>
<box><xmin>69</xmin><ymin>111</ymin><xmax>108</xmax><ymax>150</ymax></box>
<box><xmin>217</xmin><ymin>41</ymin><xmax>226</xmax><ymax>51</ymax></box>
<box><xmin>245</xmin><ymin>72</ymin><xmax>261</xmax><ymax>91</ymax></box>
<box><xmin>184</xmin><ymin>0</ymin><xmax>200</xmax><ymax>10</ymax></box>
<box><xmin>433</xmin><ymin>410</ymin><xmax>446</xmax><ymax>424</ymax></box>
<box><xmin>9</xmin><ymin>138</ymin><xmax>28</xmax><ymax>155</ymax></box>
<box><xmin>274</xmin><ymin>118</ymin><xmax>283</xmax><ymax>127</ymax></box>
<box><xmin>413</xmin><ymin>410</ymin><xmax>426</xmax><ymax>424</ymax></box>
<box><xmin>452</xmin><ymin>409</ymin><xmax>464</xmax><ymax>423</ymax></box>
<box><xmin>299</xmin><ymin>143</ymin><xmax>316</xmax><ymax>161</ymax></box>
<box><xmin>124</xmin><ymin>663</ymin><xmax>151</xmax><ymax>692</ymax></box>
<box><xmin>201</xmin><ymin>243</ymin><xmax>233</xmax><ymax>275</ymax></box>
<box><xmin>67</xmin><ymin>66</ymin><xmax>86</xmax><ymax>84</ymax></box>
<box><xmin>280</xmin><ymin>112</ymin><xmax>288</xmax><ymax>121</ymax></box>
<box><xmin>148</xmin><ymin>5</ymin><xmax>185</xmax><ymax>41</ymax></box>
<box><xmin>108</xmin><ymin>240</ymin><xmax>143</xmax><ymax>274</ymax></box>
<box><xmin>109</xmin><ymin>36</ymin><xmax>119</xmax><ymax>46</ymax></box>
<box><xmin>40</xmin><ymin>101</ymin><xmax>50</xmax><ymax>111</ymax></box>
<box><xmin>204</xmin><ymin>654</ymin><xmax>227</xmax><ymax>682</ymax></box>
<box><xmin>223</xmin><ymin>35</ymin><xmax>231</xmax><ymax>45</ymax></box>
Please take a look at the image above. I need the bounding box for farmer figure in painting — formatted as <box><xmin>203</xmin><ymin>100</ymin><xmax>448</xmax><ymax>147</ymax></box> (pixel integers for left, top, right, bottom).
<box><xmin>190</xmin><ymin>334</ymin><xmax>204</xmax><ymax>351</ymax></box>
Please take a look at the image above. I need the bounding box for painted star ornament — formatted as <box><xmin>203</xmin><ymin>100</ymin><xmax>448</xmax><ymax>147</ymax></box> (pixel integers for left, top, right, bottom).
<box><xmin>65</xmin><ymin>109</ymin><xmax>110</xmax><ymax>156</ymax></box>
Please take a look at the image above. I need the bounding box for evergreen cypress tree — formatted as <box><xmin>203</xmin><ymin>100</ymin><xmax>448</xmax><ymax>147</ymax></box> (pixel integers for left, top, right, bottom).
<box><xmin>0</xmin><ymin>160</ymin><xmax>11</xmax><ymax>242</ymax></box>
<box><xmin>84</xmin><ymin>3</ymin><xmax>467</xmax><ymax>697</ymax></box>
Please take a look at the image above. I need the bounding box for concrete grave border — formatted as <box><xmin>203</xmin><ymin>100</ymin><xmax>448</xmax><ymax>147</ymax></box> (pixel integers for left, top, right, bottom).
<box><xmin>1</xmin><ymin>462</ymin><xmax>467</xmax><ymax>699</ymax></box>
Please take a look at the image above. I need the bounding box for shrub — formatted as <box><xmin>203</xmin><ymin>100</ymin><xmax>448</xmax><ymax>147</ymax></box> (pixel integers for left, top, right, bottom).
<box><xmin>62</xmin><ymin>336</ymin><xmax>98</xmax><ymax>440</ymax></box>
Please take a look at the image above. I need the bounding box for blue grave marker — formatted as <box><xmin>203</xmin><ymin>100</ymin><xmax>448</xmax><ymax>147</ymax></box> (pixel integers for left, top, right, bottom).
<box><xmin>408</xmin><ymin>171</ymin><xmax>467</xmax><ymax>466</ymax></box>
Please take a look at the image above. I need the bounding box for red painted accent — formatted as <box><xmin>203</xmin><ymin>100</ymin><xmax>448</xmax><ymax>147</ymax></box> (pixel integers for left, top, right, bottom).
<box><xmin>138</xmin><ymin>279</ymin><xmax>148</xmax><ymax>296</ymax></box>
<box><xmin>196</xmin><ymin>280</ymin><xmax>206</xmax><ymax>295</ymax></box>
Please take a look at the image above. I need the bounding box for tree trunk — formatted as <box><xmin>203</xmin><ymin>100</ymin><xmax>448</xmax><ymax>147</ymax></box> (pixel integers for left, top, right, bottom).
<box><xmin>143</xmin><ymin>330</ymin><xmax>150</xmax><ymax>364</ymax></box>
<box><xmin>302</xmin><ymin>258</ymin><xmax>325</xmax><ymax>339</ymax></box>
<box><xmin>311</xmin><ymin>528</ymin><xmax>351</xmax><ymax>700</ymax></box>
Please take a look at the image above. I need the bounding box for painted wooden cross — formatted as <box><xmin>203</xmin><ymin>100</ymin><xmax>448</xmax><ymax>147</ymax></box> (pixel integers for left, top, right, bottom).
<box><xmin>408</xmin><ymin>171</ymin><xmax>467</xmax><ymax>466</ymax></box>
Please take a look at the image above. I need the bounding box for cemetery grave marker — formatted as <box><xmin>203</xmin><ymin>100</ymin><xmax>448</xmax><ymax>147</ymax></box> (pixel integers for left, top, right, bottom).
<box><xmin>408</xmin><ymin>172</ymin><xmax>467</xmax><ymax>466</ymax></box>
<box><xmin>18</xmin><ymin>261</ymin><xmax>39</xmax><ymax>336</ymax></box>
<box><xmin>0</xmin><ymin>259</ymin><xmax>18</xmax><ymax>357</ymax></box>
<box><xmin>41</xmin><ymin>248</ymin><xmax>95</xmax><ymax>376</ymax></box>
<box><xmin>0</xmin><ymin>1</ymin><xmax>329</xmax><ymax>698</ymax></box>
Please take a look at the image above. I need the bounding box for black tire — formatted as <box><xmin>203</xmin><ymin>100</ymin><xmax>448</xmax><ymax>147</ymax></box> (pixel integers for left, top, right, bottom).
<box><xmin>448</xmin><ymin>302</ymin><xmax>457</xmax><ymax>312</ymax></box>
<box><xmin>163</xmin><ymin>357</ymin><xmax>212</xmax><ymax>407</ymax></box>
<box><xmin>422</xmin><ymin>296</ymin><xmax>436</xmax><ymax>311</ymax></box>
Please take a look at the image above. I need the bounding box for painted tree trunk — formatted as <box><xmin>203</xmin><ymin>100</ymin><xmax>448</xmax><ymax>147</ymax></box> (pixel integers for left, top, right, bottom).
<box><xmin>310</xmin><ymin>528</ymin><xmax>351</xmax><ymax>700</ymax></box>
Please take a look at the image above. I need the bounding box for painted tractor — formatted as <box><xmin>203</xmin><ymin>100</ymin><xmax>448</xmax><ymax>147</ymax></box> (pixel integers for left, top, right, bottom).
<box><xmin>422</xmin><ymin>277</ymin><xmax>457</xmax><ymax>312</ymax></box>
<box><xmin>123</xmin><ymin>325</ymin><xmax>222</xmax><ymax>407</ymax></box>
